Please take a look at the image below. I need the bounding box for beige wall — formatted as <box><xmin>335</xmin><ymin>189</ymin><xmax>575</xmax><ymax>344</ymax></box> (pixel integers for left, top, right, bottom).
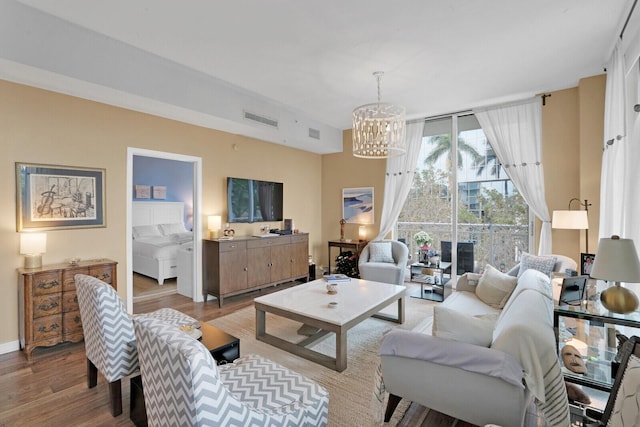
<box><xmin>0</xmin><ymin>73</ymin><xmax>606</xmax><ymax>350</ymax></box>
<box><xmin>319</xmin><ymin>129</ymin><xmax>386</xmax><ymax>271</ymax></box>
<box><xmin>544</xmin><ymin>75</ymin><xmax>605</xmax><ymax>262</ymax></box>
<box><xmin>0</xmin><ymin>80</ymin><xmax>323</xmax><ymax>346</ymax></box>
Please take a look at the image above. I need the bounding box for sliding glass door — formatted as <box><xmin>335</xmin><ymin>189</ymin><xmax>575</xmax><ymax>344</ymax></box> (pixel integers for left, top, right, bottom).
<box><xmin>398</xmin><ymin>113</ymin><xmax>531</xmax><ymax>280</ymax></box>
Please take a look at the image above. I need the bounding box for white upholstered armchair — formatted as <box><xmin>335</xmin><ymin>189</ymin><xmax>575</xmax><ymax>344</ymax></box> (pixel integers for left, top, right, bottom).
<box><xmin>74</xmin><ymin>274</ymin><xmax>199</xmax><ymax>416</ymax></box>
<box><xmin>133</xmin><ymin>316</ymin><xmax>329</xmax><ymax>426</ymax></box>
<box><xmin>359</xmin><ymin>240</ymin><xmax>409</xmax><ymax>286</ymax></box>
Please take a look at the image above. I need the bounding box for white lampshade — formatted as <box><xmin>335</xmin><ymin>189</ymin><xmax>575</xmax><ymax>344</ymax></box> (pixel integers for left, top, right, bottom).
<box><xmin>208</xmin><ymin>215</ymin><xmax>222</xmax><ymax>239</ymax></box>
<box><xmin>208</xmin><ymin>215</ymin><xmax>222</xmax><ymax>230</ymax></box>
<box><xmin>20</xmin><ymin>233</ymin><xmax>47</xmax><ymax>255</ymax></box>
<box><xmin>591</xmin><ymin>235</ymin><xmax>640</xmax><ymax>314</ymax></box>
<box><xmin>591</xmin><ymin>236</ymin><xmax>640</xmax><ymax>283</ymax></box>
<box><xmin>20</xmin><ymin>233</ymin><xmax>47</xmax><ymax>269</ymax></box>
<box><xmin>358</xmin><ymin>226</ymin><xmax>367</xmax><ymax>241</ymax></box>
<box><xmin>552</xmin><ymin>210</ymin><xmax>589</xmax><ymax>230</ymax></box>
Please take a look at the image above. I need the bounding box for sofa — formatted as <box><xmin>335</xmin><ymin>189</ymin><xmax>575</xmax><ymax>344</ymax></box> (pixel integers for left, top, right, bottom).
<box><xmin>378</xmin><ymin>259</ymin><xmax>572</xmax><ymax>427</ymax></box>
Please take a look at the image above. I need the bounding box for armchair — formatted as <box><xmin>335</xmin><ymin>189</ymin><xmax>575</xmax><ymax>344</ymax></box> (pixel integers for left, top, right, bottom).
<box><xmin>133</xmin><ymin>316</ymin><xmax>329</xmax><ymax>426</ymax></box>
<box><xmin>359</xmin><ymin>240</ymin><xmax>409</xmax><ymax>286</ymax></box>
<box><xmin>74</xmin><ymin>273</ymin><xmax>199</xmax><ymax>416</ymax></box>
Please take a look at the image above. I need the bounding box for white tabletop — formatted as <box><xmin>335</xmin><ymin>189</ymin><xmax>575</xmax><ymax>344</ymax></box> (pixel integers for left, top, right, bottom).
<box><xmin>254</xmin><ymin>278</ymin><xmax>406</xmax><ymax>326</ymax></box>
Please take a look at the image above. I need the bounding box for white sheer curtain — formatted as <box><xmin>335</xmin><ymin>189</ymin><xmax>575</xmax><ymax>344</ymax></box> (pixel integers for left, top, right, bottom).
<box><xmin>600</xmin><ymin>41</ymin><xmax>627</xmax><ymax>239</ymax></box>
<box><xmin>625</xmin><ymin>64</ymin><xmax>640</xmax><ymax>248</ymax></box>
<box><xmin>474</xmin><ymin>98</ymin><xmax>552</xmax><ymax>255</ymax></box>
<box><xmin>374</xmin><ymin>121</ymin><xmax>425</xmax><ymax>240</ymax></box>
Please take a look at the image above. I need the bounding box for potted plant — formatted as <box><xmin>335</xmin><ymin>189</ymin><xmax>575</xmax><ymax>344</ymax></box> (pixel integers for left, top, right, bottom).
<box><xmin>413</xmin><ymin>231</ymin><xmax>440</xmax><ymax>265</ymax></box>
<box><xmin>413</xmin><ymin>231</ymin><xmax>433</xmax><ymax>250</ymax></box>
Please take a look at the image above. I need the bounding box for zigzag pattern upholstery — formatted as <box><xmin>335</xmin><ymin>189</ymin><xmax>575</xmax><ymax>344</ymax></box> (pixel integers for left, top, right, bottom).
<box><xmin>74</xmin><ymin>273</ymin><xmax>199</xmax><ymax>416</ymax></box>
<box><xmin>134</xmin><ymin>316</ymin><xmax>329</xmax><ymax>427</ymax></box>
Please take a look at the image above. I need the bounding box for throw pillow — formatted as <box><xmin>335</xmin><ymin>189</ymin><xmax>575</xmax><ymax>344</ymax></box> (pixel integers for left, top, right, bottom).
<box><xmin>432</xmin><ymin>305</ymin><xmax>495</xmax><ymax>347</ymax></box>
<box><xmin>476</xmin><ymin>264</ymin><xmax>518</xmax><ymax>309</ymax></box>
<box><xmin>368</xmin><ymin>241</ymin><xmax>395</xmax><ymax>263</ymax></box>
<box><xmin>517</xmin><ymin>252</ymin><xmax>557</xmax><ymax>278</ymax></box>
<box><xmin>132</xmin><ymin>225</ymin><xmax>162</xmax><ymax>239</ymax></box>
<box><xmin>158</xmin><ymin>222</ymin><xmax>188</xmax><ymax>235</ymax></box>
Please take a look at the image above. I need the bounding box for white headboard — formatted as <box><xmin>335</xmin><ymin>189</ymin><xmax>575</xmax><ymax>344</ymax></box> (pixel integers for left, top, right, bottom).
<box><xmin>132</xmin><ymin>201</ymin><xmax>185</xmax><ymax>227</ymax></box>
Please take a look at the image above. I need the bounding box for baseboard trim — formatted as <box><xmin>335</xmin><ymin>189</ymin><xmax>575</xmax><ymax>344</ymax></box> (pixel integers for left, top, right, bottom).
<box><xmin>0</xmin><ymin>339</ymin><xmax>20</xmax><ymax>355</ymax></box>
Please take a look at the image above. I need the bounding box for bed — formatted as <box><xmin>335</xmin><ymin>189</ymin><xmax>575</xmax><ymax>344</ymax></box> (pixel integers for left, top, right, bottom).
<box><xmin>132</xmin><ymin>201</ymin><xmax>193</xmax><ymax>285</ymax></box>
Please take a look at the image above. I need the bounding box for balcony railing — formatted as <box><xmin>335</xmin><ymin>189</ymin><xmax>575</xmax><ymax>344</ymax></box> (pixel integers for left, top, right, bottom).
<box><xmin>397</xmin><ymin>221</ymin><xmax>529</xmax><ymax>273</ymax></box>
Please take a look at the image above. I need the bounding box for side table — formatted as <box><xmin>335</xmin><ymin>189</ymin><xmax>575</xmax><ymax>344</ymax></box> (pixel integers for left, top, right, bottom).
<box><xmin>130</xmin><ymin>323</ymin><xmax>240</xmax><ymax>427</ymax></box>
<box><xmin>327</xmin><ymin>240</ymin><xmax>367</xmax><ymax>276</ymax></box>
<box><xmin>409</xmin><ymin>262</ymin><xmax>452</xmax><ymax>302</ymax></box>
<box><xmin>554</xmin><ymin>287</ymin><xmax>640</xmax><ymax>396</ymax></box>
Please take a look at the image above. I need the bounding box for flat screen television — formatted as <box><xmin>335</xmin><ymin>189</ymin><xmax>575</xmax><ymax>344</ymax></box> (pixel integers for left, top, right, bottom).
<box><xmin>227</xmin><ymin>177</ymin><xmax>283</xmax><ymax>223</ymax></box>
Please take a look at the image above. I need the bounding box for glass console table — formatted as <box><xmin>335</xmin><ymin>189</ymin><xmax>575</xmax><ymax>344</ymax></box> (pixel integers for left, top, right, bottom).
<box><xmin>554</xmin><ymin>281</ymin><xmax>640</xmax><ymax>392</ymax></box>
<box><xmin>409</xmin><ymin>261</ymin><xmax>452</xmax><ymax>302</ymax></box>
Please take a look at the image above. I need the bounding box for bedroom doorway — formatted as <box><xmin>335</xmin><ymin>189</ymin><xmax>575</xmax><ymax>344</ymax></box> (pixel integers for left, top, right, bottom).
<box><xmin>125</xmin><ymin>148</ymin><xmax>203</xmax><ymax>313</ymax></box>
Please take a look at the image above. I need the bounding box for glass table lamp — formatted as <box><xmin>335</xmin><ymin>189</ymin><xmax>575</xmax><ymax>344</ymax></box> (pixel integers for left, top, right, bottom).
<box><xmin>590</xmin><ymin>235</ymin><xmax>640</xmax><ymax>314</ymax></box>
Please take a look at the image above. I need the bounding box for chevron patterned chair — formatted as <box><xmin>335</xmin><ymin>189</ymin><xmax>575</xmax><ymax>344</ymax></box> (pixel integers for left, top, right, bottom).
<box><xmin>74</xmin><ymin>273</ymin><xmax>200</xmax><ymax>417</ymax></box>
<box><xmin>133</xmin><ymin>315</ymin><xmax>329</xmax><ymax>426</ymax></box>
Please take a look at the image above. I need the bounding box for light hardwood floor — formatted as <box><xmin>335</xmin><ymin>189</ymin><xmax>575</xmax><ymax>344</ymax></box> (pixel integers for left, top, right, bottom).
<box><xmin>0</xmin><ymin>281</ymin><xmax>548</xmax><ymax>426</ymax></box>
<box><xmin>0</xmin><ymin>282</ymin><xmax>299</xmax><ymax>427</ymax></box>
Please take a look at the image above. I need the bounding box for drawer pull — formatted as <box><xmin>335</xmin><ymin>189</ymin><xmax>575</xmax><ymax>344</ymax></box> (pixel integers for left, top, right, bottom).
<box><xmin>37</xmin><ymin>280</ymin><xmax>59</xmax><ymax>290</ymax></box>
<box><xmin>73</xmin><ymin>315</ymin><xmax>81</xmax><ymax>324</ymax></box>
<box><xmin>38</xmin><ymin>324</ymin><xmax>59</xmax><ymax>333</ymax></box>
<box><xmin>73</xmin><ymin>295</ymin><xmax>78</xmax><ymax>303</ymax></box>
<box><xmin>93</xmin><ymin>273</ymin><xmax>111</xmax><ymax>281</ymax></box>
<box><xmin>38</xmin><ymin>302</ymin><xmax>59</xmax><ymax>311</ymax></box>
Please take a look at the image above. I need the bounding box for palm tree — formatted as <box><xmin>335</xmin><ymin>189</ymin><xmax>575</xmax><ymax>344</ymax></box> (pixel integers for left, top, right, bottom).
<box><xmin>474</xmin><ymin>146</ymin><xmax>502</xmax><ymax>178</ymax></box>
<box><xmin>424</xmin><ymin>134</ymin><xmax>483</xmax><ymax>170</ymax></box>
<box><xmin>423</xmin><ymin>134</ymin><xmax>483</xmax><ymax>207</ymax></box>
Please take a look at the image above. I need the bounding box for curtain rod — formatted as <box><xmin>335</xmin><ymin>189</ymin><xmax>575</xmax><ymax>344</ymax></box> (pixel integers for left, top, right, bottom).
<box><xmin>408</xmin><ymin>95</ymin><xmax>545</xmax><ymax>124</ymax></box>
<box><xmin>620</xmin><ymin>0</ymin><xmax>638</xmax><ymax>39</ymax></box>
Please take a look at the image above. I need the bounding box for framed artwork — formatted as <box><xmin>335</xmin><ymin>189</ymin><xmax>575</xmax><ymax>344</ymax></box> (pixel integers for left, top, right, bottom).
<box><xmin>581</xmin><ymin>253</ymin><xmax>596</xmax><ymax>277</ymax></box>
<box><xmin>135</xmin><ymin>185</ymin><xmax>150</xmax><ymax>199</ymax></box>
<box><xmin>152</xmin><ymin>186</ymin><xmax>167</xmax><ymax>199</ymax></box>
<box><xmin>16</xmin><ymin>162</ymin><xmax>106</xmax><ymax>231</ymax></box>
<box><xmin>342</xmin><ymin>187</ymin><xmax>374</xmax><ymax>224</ymax></box>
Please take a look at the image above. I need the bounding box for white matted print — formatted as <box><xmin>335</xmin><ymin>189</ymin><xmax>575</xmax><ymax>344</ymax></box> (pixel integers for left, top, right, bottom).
<box><xmin>342</xmin><ymin>187</ymin><xmax>374</xmax><ymax>224</ymax></box>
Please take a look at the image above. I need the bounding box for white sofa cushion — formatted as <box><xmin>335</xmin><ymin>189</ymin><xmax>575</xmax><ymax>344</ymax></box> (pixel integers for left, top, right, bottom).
<box><xmin>379</xmin><ymin>329</ymin><xmax>525</xmax><ymax>388</ymax></box>
<box><xmin>432</xmin><ymin>305</ymin><xmax>495</xmax><ymax>347</ymax></box>
<box><xmin>368</xmin><ymin>241</ymin><xmax>394</xmax><ymax>263</ymax></box>
<box><xmin>476</xmin><ymin>264</ymin><xmax>518</xmax><ymax>309</ymax></box>
<box><xmin>442</xmin><ymin>290</ymin><xmax>501</xmax><ymax>317</ymax></box>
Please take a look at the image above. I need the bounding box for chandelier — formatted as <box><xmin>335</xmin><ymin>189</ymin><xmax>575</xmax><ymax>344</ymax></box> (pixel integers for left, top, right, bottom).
<box><xmin>352</xmin><ymin>71</ymin><xmax>406</xmax><ymax>158</ymax></box>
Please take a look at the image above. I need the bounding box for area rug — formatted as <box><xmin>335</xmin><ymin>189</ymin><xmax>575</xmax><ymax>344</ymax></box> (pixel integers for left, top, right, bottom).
<box><xmin>208</xmin><ymin>296</ymin><xmax>436</xmax><ymax>427</ymax></box>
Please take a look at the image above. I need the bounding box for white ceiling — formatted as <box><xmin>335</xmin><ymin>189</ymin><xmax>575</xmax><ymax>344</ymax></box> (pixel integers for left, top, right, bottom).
<box><xmin>1</xmin><ymin>0</ymin><xmax>634</xmax><ymax>153</ymax></box>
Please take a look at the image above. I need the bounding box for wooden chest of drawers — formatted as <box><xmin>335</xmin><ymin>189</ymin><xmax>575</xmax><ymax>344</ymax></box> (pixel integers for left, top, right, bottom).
<box><xmin>18</xmin><ymin>259</ymin><xmax>117</xmax><ymax>359</ymax></box>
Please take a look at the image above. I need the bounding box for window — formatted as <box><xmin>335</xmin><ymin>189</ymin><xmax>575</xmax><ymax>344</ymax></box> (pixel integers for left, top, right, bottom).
<box><xmin>397</xmin><ymin>113</ymin><xmax>531</xmax><ymax>274</ymax></box>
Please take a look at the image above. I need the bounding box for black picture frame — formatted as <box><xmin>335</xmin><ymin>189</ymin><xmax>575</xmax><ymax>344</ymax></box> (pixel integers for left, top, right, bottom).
<box><xmin>559</xmin><ymin>275</ymin><xmax>588</xmax><ymax>305</ymax></box>
<box><xmin>580</xmin><ymin>252</ymin><xmax>596</xmax><ymax>277</ymax></box>
<box><xmin>16</xmin><ymin>162</ymin><xmax>106</xmax><ymax>231</ymax></box>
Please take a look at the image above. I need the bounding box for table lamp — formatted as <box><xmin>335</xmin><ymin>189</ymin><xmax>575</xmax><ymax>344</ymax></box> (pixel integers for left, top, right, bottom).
<box><xmin>590</xmin><ymin>235</ymin><xmax>640</xmax><ymax>314</ymax></box>
<box><xmin>208</xmin><ymin>215</ymin><xmax>222</xmax><ymax>239</ymax></box>
<box><xmin>358</xmin><ymin>226</ymin><xmax>367</xmax><ymax>241</ymax></box>
<box><xmin>20</xmin><ymin>232</ymin><xmax>47</xmax><ymax>269</ymax></box>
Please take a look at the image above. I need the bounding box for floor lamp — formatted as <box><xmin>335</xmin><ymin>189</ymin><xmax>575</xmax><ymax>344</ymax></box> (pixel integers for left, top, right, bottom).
<box><xmin>552</xmin><ymin>198</ymin><xmax>591</xmax><ymax>252</ymax></box>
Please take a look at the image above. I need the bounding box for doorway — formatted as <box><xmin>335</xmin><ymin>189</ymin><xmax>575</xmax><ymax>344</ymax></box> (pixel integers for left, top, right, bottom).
<box><xmin>125</xmin><ymin>147</ymin><xmax>203</xmax><ymax>313</ymax></box>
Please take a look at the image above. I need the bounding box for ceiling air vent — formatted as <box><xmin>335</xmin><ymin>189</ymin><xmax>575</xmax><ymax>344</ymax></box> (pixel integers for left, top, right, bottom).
<box><xmin>308</xmin><ymin>128</ymin><xmax>321</xmax><ymax>140</ymax></box>
<box><xmin>243</xmin><ymin>110</ymin><xmax>279</xmax><ymax>129</ymax></box>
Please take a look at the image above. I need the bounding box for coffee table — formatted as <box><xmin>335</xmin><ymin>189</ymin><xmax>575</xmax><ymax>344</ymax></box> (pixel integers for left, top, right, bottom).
<box><xmin>254</xmin><ymin>278</ymin><xmax>406</xmax><ymax>372</ymax></box>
